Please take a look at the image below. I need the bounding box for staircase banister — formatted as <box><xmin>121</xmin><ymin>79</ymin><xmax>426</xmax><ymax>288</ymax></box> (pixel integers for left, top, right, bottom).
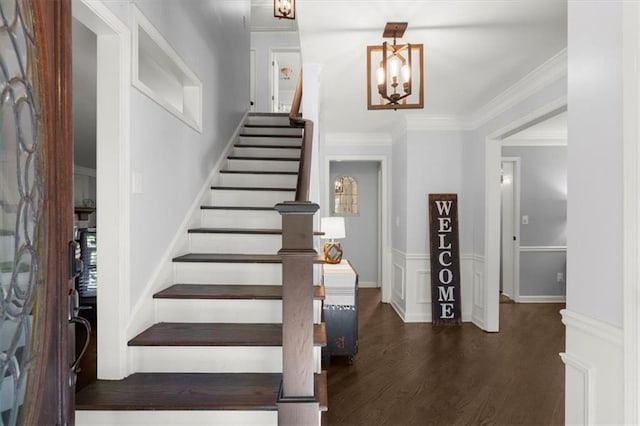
<box><xmin>288</xmin><ymin>71</ymin><xmax>312</xmax><ymax>202</ymax></box>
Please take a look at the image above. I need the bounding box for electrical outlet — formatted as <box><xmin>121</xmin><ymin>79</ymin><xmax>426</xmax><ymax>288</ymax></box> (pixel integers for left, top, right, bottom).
<box><xmin>557</xmin><ymin>272</ymin><xmax>564</xmax><ymax>283</ymax></box>
<box><xmin>522</xmin><ymin>215</ymin><xmax>529</xmax><ymax>225</ymax></box>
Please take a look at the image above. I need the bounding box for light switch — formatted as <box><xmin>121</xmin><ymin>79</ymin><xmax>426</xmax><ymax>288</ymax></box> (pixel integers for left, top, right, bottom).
<box><xmin>132</xmin><ymin>172</ymin><xmax>143</xmax><ymax>194</ymax></box>
<box><xmin>522</xmin><ymin>215</ymin><xmax>529</xmax><ymax>225</ymax></box>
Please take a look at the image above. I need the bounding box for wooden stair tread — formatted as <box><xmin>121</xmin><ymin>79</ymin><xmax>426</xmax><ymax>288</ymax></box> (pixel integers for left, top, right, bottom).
<box><xmin>227</xmin><ymin>156</ymin><xmax>299</xmax><ymax>161</ymax></box>
<box><xmin>76</xmin><ymin>371</ymin><xmax>328</xmax><ymax>411</ymax></box>
<box><xmin>187</xmin><ymin>227</ymin><xmax>324</xmax><ymax>236</ymax></box>
<box><xmin>173</xmin><ymin>253</ymin><xmax>281</xmax><ymax>263</ymax></box>
<box><xmin>172</xmin><ymin>253</ymin><xmax>324</xmax><ymax>263</ymax></box>
<box><xmin>234</xmin><ymin>144</ymin><xmax>301</xmax><ymax>149</ymax></box>
<box><xmin>154</xmin><ymin>284</ymin><xmax>325</xmax><ymax>300</ymax></box>
<box><xmin>244</xmin><ymin>124</ymin><xmax>296</xmax><ymax>129</ymax></box>
<box><xmin>128</xmin><ymin>322</ymin><xmax>326</xmax><ymax>347</ymax></box>
<box><xmin>210</xmin><ymin>186</ymin><xmax>296</xmax><ymax>192</ymax></box>
<box><xmin>219</xmin><ymin>170</ymin><xmax>298</xmax><ymax>175</ymax></box>
<box><xmin>200</xmin><ymin>205</ymin><xmax>276</xmax><ymax>211</ymax></box>
<box><xmin>239</xmin><ymin>134</ymin><xmax>301</xmax><ymax>139</ymax></box>
<box><xmin>189</xmin><ymin>227</ymin><xmax>283</xmax><ymax>235</ymax></box>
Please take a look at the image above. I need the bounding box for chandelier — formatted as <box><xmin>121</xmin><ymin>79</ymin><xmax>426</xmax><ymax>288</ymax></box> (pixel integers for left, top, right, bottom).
<box><xmin>274</xmin><ymin>0</ymin><xmax>295</xmax><ymax>20</ymax></box>
<box><xmin>367</xmin><ymin>22</ymin><xmax>424</xmax><ymax>110</ymax></box>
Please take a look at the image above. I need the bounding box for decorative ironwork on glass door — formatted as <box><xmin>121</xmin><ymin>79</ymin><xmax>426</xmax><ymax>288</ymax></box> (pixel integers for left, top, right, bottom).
<box><xmin>0</xmin><ymin>0</ymin><xmax>43</xmax><ymax>424</ymax></box>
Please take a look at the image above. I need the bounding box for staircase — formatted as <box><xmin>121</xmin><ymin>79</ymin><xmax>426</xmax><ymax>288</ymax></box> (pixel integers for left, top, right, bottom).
<box><xmin>76</xmin><ymin>113</ymin><xmax>327</xmax><ymax>425</ymax></box>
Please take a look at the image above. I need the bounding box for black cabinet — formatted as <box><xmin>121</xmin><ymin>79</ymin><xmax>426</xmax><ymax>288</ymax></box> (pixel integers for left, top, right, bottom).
<box><xmin>322</xmin><ymin>261</ymin><xmax>358</xmax><ymax>364</ymax></box>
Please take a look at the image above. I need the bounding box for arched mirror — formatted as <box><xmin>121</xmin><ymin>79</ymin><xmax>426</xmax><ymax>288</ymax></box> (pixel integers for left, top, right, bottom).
<box><xmin>334</xmin><ymin>176</ymin><xmax>359</xmax><ymax>215</ymax></box>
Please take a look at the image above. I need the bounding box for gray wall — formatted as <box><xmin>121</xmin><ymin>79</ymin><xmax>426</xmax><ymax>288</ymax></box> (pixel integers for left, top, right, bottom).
<box><xmin>502</xmin><ymin>145</ymin><xmax>567</xmax><ymax>297</ymax></box>
<box><xmin>103</xmin><ymin>0</ymin><xmax>251</xmax><ymax>307</ymax></box>
<box><xmin>329</xmin><ymin>161</ymin><xmax>379</xmax><ymax>286</ymax></box>
<box><xmin>567</xmin><ymin>1</ymin><xmax>623</xmax><ymax>326</ymax></box>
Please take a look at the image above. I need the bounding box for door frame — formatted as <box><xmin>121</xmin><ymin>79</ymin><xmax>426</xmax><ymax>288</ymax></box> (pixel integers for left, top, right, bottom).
<box><xmin>483</xmin><ymin>98</ymin><xmax>566</xmax><ymax>332</ymax></box>
<box><xmin>72</xmin><ymin>0</ymin><xmax>131</xmax><ymax>379</ymax></box>
<box><xmin>500</xmin><ymin>157</ymin><xmax>521</xmax><ymax>302</ymax></box>
<box><xmin>324</xmin><ymin>155</ymin><xmax>391</xmax><ymax>302</ymax></box>
<box><xmin>623</xmin><ymin>1</ymin><xmax>640</xmax><ymax>421</ymax></box>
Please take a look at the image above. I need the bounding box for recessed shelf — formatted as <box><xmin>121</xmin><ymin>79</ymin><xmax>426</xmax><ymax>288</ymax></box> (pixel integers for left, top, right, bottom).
<box><xmin>131</xmin><ymin>6</ymin><xmax>203</xmax><ymax>132</ymax></box>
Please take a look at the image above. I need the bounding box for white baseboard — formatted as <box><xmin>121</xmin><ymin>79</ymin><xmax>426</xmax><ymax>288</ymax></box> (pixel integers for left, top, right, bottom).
<box><xmin>358</xmin><ymin>281</ymin><xmax>379</xmax><ymax>288</ymax></box>
<box><xmin>561</xmin><ymin>308</ymin><xmax>624</xmax><ymax>425</ymax></box>
<box><xmin>518</xmin><ymin>295</ymin><xmax>566</xmax><ymax>303</ymax></box>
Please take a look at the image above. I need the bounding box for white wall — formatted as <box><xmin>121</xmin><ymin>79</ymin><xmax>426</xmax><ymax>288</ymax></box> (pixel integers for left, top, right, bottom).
<box><xmin>562</xmin><ymin>2</ymin><xmax>625</xmax><ymax>424</ymax></box>
<box><xmin>102</xmin><ymin>0</ymin><xmax>250</xmax><ymax>310</ymax></box>
<box><xmin>250</xmin><ymin>32</ymin><xmax>300</xmax><ymax>112</ymax></box>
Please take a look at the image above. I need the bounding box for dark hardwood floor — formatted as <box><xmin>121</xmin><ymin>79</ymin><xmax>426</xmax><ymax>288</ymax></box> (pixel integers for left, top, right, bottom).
<box><xmin>324</xmin><ymin>289</ymin><xmax>565</xmax><ymax>426</ymax></box>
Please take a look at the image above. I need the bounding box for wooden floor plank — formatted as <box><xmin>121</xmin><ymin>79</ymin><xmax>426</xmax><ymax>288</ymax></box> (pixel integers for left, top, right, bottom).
<box><xmin>154</xmin><ymin>284</ymin><xmax>325</xmax><ymax>300</ymax></box>
<box><xmin>128</xmin><ymin>323</ymin><xmax>326</xmax><ymax>347</ymax></box>
<box><xmin>323</xmin><ymin>289</ymin><xmax>565</xmax><ymax>426</ymax></box>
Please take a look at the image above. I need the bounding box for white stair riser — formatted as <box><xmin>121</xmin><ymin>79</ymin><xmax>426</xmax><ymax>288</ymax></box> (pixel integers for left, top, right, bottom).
<box><xmin>209</xmin><ymin>190</ymin><xmax>294</xmax><ymax>207</ymax></box>
<box><xmin>227</xmin><ymin>159</ymin><xmax>299</xmax><ymax>172</ymax></box>
<box><xmin>129</xmin><ymin>346</ymin><xmax>322</xmax><ymax>374</ymax></box>
<box><xmin>189</xmin><ymin>233</ymin><xmax>282</xmax><ymax>254</ymax></box>
<box><xmin>200</xmin><ymin>209</ymin><xmax>282</xmax><ymax>229</ymax></box>
<box><xmin>237</xmin><ymin>136</ymin><xmax>301</xmax><ymax>147</ymax></box>
<box><xmin>218</xmin><ymin>173</ymin><xmax>297</xmax><ymax>188</ymax></box>
<box><xmin>242</xmin><ymin>127</ymin><xmax>302</xmax><ymax>136</ymax></box>
<box><xmin>174</xmin><ymin>262</ymin><xmax>282</xmax><ymax>284</ymax></box>
<box><xmin>210</xmin><ymin>189</ymin><xmax>294</xmax><ymax>207</ymax></box>
<box><xmin>246</xmin><ymin>116</ymin><xmax>290</xmax><ymax>126</ymax></box>
<box><xmin>155</xmin><ymin>299</ymin><xmax>323</xmax><ymax>323</ymax></box>
<box><xmin>76</xmin><ymin>410</ymin><xmax>278</xmax><ymax>425</ymax></box>
<box><xmin>232</xmin><ymin>146</ymin><xmax>301</xmax><ymax>158</ymax></box>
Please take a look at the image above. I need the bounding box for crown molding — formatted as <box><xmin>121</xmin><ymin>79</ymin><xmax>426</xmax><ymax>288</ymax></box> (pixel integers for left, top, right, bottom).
<box><xmin>393</xmin><ymin>49</ymin><xmax>567</xmax><ymax>134</ymax></box>
<box><xmin>470</xmin><ymin>48</ymin><xmax>567</xmax><ymax>128</ymax></box>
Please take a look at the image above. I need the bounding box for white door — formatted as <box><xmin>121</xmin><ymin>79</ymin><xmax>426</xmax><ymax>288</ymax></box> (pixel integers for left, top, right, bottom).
<box><xmin>500</xmin><ymin>158</ymin><xmax>520</xmax><ymax>302</ymax></box>
<box><xmin>250</xmin><ymin>50</ymin><xmax>256</xmax><ymax>112</ymax></box>
<box><xmin>271</xmin><ymin>56</ymin><xmax>279</xmax><ymax>112</ymax></box>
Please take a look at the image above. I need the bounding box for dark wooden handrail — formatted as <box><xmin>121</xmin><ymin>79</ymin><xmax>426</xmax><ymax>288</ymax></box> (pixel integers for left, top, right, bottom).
<box><xmin>289</xmin><ymin>71</ymin><xmax>313</xmax><ymax>202</ymax></box>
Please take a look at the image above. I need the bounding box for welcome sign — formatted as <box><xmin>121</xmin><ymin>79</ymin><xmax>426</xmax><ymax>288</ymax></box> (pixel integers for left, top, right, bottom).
<box><xmin>428</xmin><ymin>194</ymin><xmax>462</xmax><ymax>325</ymax></box>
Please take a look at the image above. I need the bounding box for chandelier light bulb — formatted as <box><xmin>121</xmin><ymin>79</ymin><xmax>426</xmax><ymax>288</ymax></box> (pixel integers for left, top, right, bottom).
<box><xmin>402</xmin><ymin>64</ymin><xmax>410</xmax><ymax>83</ymax></box>
<box><xmin>377</xmin><ymin>67</ymin><xmax>385</xmax><ymax>85</ymax></box>
<box><xmin>389</xmin><ymin>56</ymin><xmax>400</xmax><ymax>80</ymax></box>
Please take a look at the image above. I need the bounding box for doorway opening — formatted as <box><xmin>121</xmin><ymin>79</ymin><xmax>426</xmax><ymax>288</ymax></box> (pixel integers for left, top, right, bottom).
<box><xmin>269</xmin><ymin>48</ymin><xmax>300</xmax><ymax>113</ymax></box>
<box><xmin>324</xmin><ymin>156</ymin><xmax>390</xmax><ymax>302</ymax></box>
<box><xmin>72</xmin><ymin>0</ymin><xmax>130</xmax><ymax>380</ymax></box>
<box><xmin>483</xmin><ymin>100</ymin><xmax>567</xmax><ymax>331</ymax></box>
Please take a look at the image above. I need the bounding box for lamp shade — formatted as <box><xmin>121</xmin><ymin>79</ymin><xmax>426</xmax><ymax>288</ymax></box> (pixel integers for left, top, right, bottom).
<box><xmin>321</xmin><ymin>217</ymin><xmax>346</xmax><ymax>240</ymax></box>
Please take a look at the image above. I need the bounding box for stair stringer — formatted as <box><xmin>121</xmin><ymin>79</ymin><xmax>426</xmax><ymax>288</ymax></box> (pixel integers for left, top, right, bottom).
<box><xmin>122</xmin><ymin>111</ymin><xmax>248</xmax><ymax>376</ymax></box>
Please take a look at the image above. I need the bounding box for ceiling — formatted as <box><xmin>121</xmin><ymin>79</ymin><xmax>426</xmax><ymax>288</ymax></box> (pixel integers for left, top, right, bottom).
<box><xmin>290</xmin><ymin>0</ymin><xmax>567</xmax><ymax>135</ymax></box>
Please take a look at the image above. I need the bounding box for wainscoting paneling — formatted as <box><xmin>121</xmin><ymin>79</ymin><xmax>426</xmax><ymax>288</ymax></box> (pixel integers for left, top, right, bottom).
<box><xmin>561</xmin><ymin>309</ymin><xmax>624</xmax><ymax>425</ymax></box>
<box><xmin>389</xmin><ymin>249</ymin><xmax>482</xmax><ymax>323</ymax></box>
<box><xmin>416</xmin><ymin>270</ymin><xmax>430</xmax><ymax>304</ymax></box>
